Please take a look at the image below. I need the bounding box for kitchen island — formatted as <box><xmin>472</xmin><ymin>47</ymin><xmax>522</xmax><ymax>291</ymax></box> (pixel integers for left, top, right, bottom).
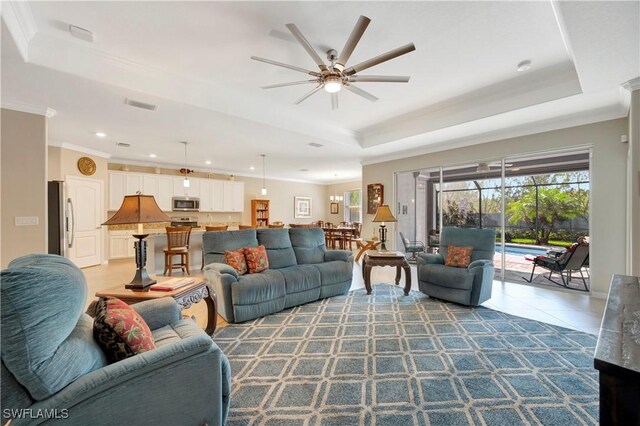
<box><xmin>146</xmin><ymin>227</ymin><xmax>237</xmax><ymax>275</ymax></box>
<box><xmin>146</xmin><ymin>229</ymin><xmax>205</xmax><ymax>275</ymax></box>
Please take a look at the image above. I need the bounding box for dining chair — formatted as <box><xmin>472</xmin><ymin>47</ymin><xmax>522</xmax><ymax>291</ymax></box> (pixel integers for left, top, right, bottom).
<box><xmin>163</xmin><ymin>226</ymin><xmax>192</xmax><ymax>276</ymax></box>
<box><xmin>202</xmin><ymin>225</ymin><xmax>228</xmax><ymax>270</ymax></box>
<box><xmin>268</xmin><ymin>223</ymin><xmax>285</xmax><ymax>228</ymax></box>
<box><xmin>343</xmin><ymin>222</ymin><xmax>361</xmax><ymax>250</ymax></box>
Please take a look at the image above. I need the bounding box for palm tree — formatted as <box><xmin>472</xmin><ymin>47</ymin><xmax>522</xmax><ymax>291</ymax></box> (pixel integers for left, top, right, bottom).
<box><xmin>506</xmin><ymin>185</ymin><xmax>582</xmax><ymax>244</ymax></box>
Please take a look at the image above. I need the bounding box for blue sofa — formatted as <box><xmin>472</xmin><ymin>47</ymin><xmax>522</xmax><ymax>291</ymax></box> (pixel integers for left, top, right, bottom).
<box><xmin>1</xmin><ymin>254</ymin><xmax>231</xmax><ymax>425</ymax></box>
<box><xmin>417</xmin><ymin>227</ymin><xmax>496</xmax><ymax>306</ymax></box>
<box><xmin>203</xmin><ymin>228</ymin><xmax>354</xmax><ymax>323</ymax></box>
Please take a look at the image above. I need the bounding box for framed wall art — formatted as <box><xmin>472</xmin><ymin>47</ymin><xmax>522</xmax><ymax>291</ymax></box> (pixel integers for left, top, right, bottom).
<box><xmin>294</xmin><ymin>196</ymin><xmax>312</xmax><ymax>219</ymax></box>
<box><xmin>330</xmin><ymin>202</ymin><xmax>339</xmax><ymax>214</ymax></box>
<box><xmin>367</xmin><ymin>183</ymin><xmax>384</xmax><ymax>214</ymax></box>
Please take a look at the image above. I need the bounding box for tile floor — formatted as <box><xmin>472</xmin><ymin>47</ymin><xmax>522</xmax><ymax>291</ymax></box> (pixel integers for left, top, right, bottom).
<box><xmin>83</xmin><ymin>258</ymin><xmax>605</xmax><ymax>335</ymax></box>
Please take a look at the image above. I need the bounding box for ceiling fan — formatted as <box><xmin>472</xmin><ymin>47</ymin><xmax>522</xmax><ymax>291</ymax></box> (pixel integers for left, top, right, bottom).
<box><xmin>476</xmin><ymin>162</ymin><xmax>514</xmax><ymax>173</ymax></box>
<box><xmin>251</xmin><ymin>15</ymin><xmax>416</xmax><ymax>109</ymax></box>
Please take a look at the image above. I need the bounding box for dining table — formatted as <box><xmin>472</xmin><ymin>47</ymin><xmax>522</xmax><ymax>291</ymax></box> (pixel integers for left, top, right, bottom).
<box><xmin>321</xmin><ymin>226</ymin><xmax>356</xmax><ymax>249</ymax></box>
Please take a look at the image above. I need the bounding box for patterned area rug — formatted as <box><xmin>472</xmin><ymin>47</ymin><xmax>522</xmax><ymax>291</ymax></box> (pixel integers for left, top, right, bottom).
<box><xmin>214</xmin><ymin>284</ymin><xmax>598</xmax><ymax>426</ymax></box>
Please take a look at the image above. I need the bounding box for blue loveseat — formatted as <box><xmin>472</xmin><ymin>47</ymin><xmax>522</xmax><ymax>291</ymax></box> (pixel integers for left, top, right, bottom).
<box><xmin>417</xmin><ymin>227</ymin><xmax>496</xmax><ymax>306</ymax></box>
<box><xmin>203</xmin><ymin>228</ymin><xmax>354</xmax><ymax>323</ymax></box>
<box><xmin>1</xmin><ymin>254</ymin><xmax>231</xmax><ymax>425</ymax></box>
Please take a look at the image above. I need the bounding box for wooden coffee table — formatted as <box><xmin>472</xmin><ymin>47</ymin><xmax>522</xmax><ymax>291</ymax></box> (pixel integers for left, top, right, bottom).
<box><xmin>362</xmin><ymin>250</ymin><xmax>411</xmax><ymax>295</ymax></box>
<box><xmin>96</xmin><ymin>278</ymin><xmax>217</xmax><ymax>334</ymax></box>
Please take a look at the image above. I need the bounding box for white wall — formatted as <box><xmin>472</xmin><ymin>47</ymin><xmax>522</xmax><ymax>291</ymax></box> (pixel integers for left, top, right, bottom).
<box><xmin>362</xmin><ymin>118</ymin><xmax>629</xmax><ymax>296</ymax></box>
<box><xmin>1</xmin><ymin>109</ymin><xmax>48</xmax><ymax>267</ymax></box>
<box><xmin>324</xmin><ymin>180</ymin><xmax>362</xmax><ymax>224</ymax></box>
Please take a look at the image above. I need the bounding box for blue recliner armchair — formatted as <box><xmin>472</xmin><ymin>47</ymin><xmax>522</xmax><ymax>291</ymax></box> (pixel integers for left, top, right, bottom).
<box><xmin>1</xmin><ymin>254</ymin><xmax>231</xmax><ymax>426</ymax></box>
<box><xmin>417</xmin><ymin>227</ymin><xmax>496</xmax><ymax>306</ymax></box>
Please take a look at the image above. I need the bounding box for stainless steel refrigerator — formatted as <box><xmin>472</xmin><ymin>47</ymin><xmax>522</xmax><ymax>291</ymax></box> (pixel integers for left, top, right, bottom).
<box><xmin>48</xmin><ymin>180</ymin><xmax>74</xmax><ymax>256</ymax></box>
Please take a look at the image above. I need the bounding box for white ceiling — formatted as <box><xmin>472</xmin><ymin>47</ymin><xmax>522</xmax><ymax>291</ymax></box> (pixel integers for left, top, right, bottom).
<box><xmin>1</xmin><ymin>1</ymin><xmax>638</xmax><ymax>183</ymax></box>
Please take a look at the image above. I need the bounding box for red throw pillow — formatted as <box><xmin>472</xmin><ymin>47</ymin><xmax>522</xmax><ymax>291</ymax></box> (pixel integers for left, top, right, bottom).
<box><xmin>445</xmin><ymin>245</ymin><xmax>474</xmax><ymax>268</ymax></box>
<box><xmin>225</xmin><ymin>248</ymin><xmax>248</xmax><ymax>275</ymax></box>
<box><xmin>243</xmin><ymin>245</ymin><xmax>269</xmax><ymax>273</ymax></box>
<box><xmin>93</xmin><ymin>297</ymin><xmax>156</xmax><ymax>363</ymax></box>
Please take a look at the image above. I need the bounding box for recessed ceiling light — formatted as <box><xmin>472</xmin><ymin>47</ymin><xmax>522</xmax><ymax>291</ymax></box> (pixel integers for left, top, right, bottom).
<box><xmin>205</xmin><ymin>160</ymin><xmax>211</xmax><ymax>165</ymax></box>
<box><xmin>149</xmin><ymin>154</ymin><xmax>157</xmax><ymax>158</ymax></box>
<box><xmin>516</xmin><ymin>60</ymin><xmax>532</xmax><ymax>72</ymax></box>
<box><xmin>94</xmin><ymin>132</ymin><xmax>107</xmax><ymax>138</ymax></box>
<box><xmin>249</xmin><ymin>166</ymin><xmax>255</xmax><ymax>170</ymax></box>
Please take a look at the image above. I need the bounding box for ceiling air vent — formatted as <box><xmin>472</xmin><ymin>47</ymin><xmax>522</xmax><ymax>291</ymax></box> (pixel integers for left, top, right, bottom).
<box><xmin>125</xmin><ymin>98</ymin><xmax>158</xmax><ymax>111</ymax></box>
<box><xmin>308</xmin><ymin>142</ymin><xmax>324</xmax><ymax>148</ymax></box>
<box><xmin>69</xmin><ymin>25</ymin><xmax>94</xmax><ymax>43</ymax></box>
<box><xmin>116</xmin><ymin>142</ymin><xmax>131</xmax><ymax>148</ymax></box>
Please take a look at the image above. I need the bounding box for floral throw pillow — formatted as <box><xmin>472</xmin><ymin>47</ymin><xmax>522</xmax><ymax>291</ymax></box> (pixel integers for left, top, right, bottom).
<box><xmin>225</xmin><ymin>248</ymin><xmax>248</xmax><ymax>275</ymax></box>
<box><xmin>445</xmin><ymin>245</ymin><xmax>474</xmax><ymax>268</ymax></box>
<box><xmin>243</xmin><ymin>245</ymin><xmax>270</xmax><ymax>273</ymax></box>
<box><xmin>93</xmin><ymin>297</ymin><xmax>156</xmax><ymax>363</ymax></box>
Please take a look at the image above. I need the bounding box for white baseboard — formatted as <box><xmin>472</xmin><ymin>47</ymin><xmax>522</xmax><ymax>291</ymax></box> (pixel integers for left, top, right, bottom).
<box><xmin>590</xmin><ymin>291</ymin><xmax>607</xmax><ymax>299</ymax></box>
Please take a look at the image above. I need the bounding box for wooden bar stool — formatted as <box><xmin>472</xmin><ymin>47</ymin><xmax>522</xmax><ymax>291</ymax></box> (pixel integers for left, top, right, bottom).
<box><xmin>163</xmin><ymin>226</ymin><xmax>192</xmax><ymax>276</ymax></box>
<box><xmin>201</xmin><ymin>225</ymin><xmax>228</xmax><ymax>270</ymax></box>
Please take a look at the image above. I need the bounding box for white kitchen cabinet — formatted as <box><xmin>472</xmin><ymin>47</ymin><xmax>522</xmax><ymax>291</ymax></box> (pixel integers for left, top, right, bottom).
<box><xmin>200</xmin><ymin>179</ymin><xmax>212</xmax><ymax>211</ymax></box>
<box><xmin>108</xmin><ymin>172</ymin><xmax>126</xmax><ymax>211</ymax></box>
<box><xmin>109</xmin><ymin>230</ymin><xmax>136</xmax><ymax>260</ymax></box>
<box><xmin>125</xmin><ymin>174</ymin><xmax>143</xmax><ymax>195</ymax></box>
<box><xmin>173</xmin><ymin>177</ymin><xmax>200</xmax><ymax>198</ymax></box>
<box><xmin>211</xmin><ymin>180</ymin><xmax>224</xmax><ymax>211</ymax></box>
<box><xmin>223</xmin><ymin>181</ymin><xmax>244</xmax><ymax>212</ymax></box>
<box><xmin>157</xmin><ymin>176</ymin><xmax>173</xmax><ymax>211</ymax></box>
<box><xmin>142</xmin><ymin>175</ymin><xmax>159</xmax><ymax>199</ymax></box>
<box><xmin>108</xmin><ymin>171</ymin><xmax>243</xmax><ymax>213</ymax></box>
<box><xmin>142</xmin><ymin>175</ymin><xmax>173</xmax><ymax>211</ymax></box>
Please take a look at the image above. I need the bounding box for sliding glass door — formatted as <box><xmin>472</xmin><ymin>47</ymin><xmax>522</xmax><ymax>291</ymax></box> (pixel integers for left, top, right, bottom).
<box><xmin>394</xmin><ymin>149</ymin><xmax>590</xmax><ymax>289</ymax></box>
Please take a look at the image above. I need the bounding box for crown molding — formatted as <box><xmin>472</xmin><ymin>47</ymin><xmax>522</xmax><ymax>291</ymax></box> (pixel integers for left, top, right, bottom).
<box><xmin>622</xmin><ymin>77</ymin><xmax>640</xmax><ymax>92</ymax></box>
<box><xmin>48</xmin><ymin>141</ymin><xmax>111</xmax><ymax>159</ymax></box>
<box><xmin>0</xmin><ymin>1</ymin><xmax>37</xmax><ymax>62</ymax></box>
<box><xmin>1</xmin><ymin>100</ymin><xmax>56</xmax><ymax>117</ymax></box>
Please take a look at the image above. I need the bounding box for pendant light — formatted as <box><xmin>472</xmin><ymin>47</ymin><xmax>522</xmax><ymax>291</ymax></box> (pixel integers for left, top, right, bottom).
<box><xmin>329</xmin><ymin>177</ymin><xmax>343</xmax><ymax>202</ymax></box>
<box><xmin>261</xmin><ymin>154</ymin><xmax>267</xmax><ymax>196</ymax></box>
<box><xmin>181</xmin><ymin>141</ymin><xmax>190</xmax><ymax>188</ymax></box>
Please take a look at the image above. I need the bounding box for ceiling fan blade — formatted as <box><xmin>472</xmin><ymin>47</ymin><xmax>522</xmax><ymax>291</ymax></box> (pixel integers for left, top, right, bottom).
<box><xmin>343</xmin><ymin>43</ymin><xmax>416</xmax><ymax>76</ymax></box>
<box><xmin>285</xmin><ymin>23</ymin><xmax>328</xmax><ymax>71</ymax></box>
<box><xmin>335</xmin><ymin>15</ymin><xmax>371</xmax><ymax>71</ymax></box>
<box><xmin>349</xmin><ymin>75</ymin><xmax>410</xmax><ymax>83</ymax></box>
<box><xmin>261</xmin><ymin>80</ymin><xmax>318</xmax><ymax>89</ymax></box>
<box><xmin>294</xmin><ymin>85</ymin><xmax>323</xmax><ymax>105</ymax></box>
<box><xmin>251</xmin><ymin>56</ymin><xmax>321</xmax><ymax>77</ymax></box>
<box><xmin>344</xmin><ymin>84</ymin><xmax>379</xmax><ymax>102</ymax></box>
<box><xmin>331</xmin><ymin>93</ymin><xmax>339</xmax><ymax>110</ymax></box>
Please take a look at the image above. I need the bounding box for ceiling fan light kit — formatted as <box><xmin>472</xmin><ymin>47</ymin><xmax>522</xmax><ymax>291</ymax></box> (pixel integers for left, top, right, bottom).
<box><xmin>252</xmin><ymin>15</ymin><xmax>416</xmax><ymax>109</ymax></box>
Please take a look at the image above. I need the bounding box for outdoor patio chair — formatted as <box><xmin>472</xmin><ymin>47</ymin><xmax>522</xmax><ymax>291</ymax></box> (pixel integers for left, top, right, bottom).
<box><xmin>523</xmin><ymin>241</ymin><xmax>589</xmax><ymax>291</ymax></box>
<box><xmin>399</xmin><ymin>232</ymin><xmax>426</xmax><ymax>262</ymax></box>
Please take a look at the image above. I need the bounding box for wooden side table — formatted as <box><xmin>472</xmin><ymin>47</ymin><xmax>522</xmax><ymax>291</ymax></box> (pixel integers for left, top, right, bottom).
<box><xmin>362</xmin><ymin>250</ymin><xmax>411</xmax><ymax>295</ymax></box>
<box><xmin>96</xmin><ymin>278</ymin><xmax>217</xmax><ymax>335</ymax></box>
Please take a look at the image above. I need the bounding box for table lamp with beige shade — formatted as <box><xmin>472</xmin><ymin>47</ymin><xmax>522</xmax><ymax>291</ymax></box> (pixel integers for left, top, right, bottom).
<box><xmin>372</xmin><ymin>204</ymin><xmax>397</xmax><ymax>251</ymax></box>
<box><xmin>102</xmin><ymin>193</ymin><xmax>171</xmax><ymax>289</ymax></box>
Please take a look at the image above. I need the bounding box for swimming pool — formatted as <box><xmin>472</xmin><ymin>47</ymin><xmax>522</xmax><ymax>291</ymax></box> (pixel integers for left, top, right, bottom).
<box><xmin>495</xmin><ymin>244</ymin><xmax>549</xmax><ymax>257</ymax></box>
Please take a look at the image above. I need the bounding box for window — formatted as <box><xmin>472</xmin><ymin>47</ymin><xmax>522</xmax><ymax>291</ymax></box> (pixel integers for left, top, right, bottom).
<box><xmin>344</xmin><ymin>190</ymin><xmax>362</xmax><ymax>223</ymax></box>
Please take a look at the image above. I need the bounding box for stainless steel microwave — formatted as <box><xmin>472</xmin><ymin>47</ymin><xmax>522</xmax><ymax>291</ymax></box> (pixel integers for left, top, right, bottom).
<box><xmin>172</xmin><ymin>196</ymin><xmax>200</xmax><ymax>212</ymax></box>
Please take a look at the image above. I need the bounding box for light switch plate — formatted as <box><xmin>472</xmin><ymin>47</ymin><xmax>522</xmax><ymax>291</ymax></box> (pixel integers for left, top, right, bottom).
<box><xmin>15</xmin><ymin>216</ymin><xmax>39</xmax><ymax>226</ymax></box>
